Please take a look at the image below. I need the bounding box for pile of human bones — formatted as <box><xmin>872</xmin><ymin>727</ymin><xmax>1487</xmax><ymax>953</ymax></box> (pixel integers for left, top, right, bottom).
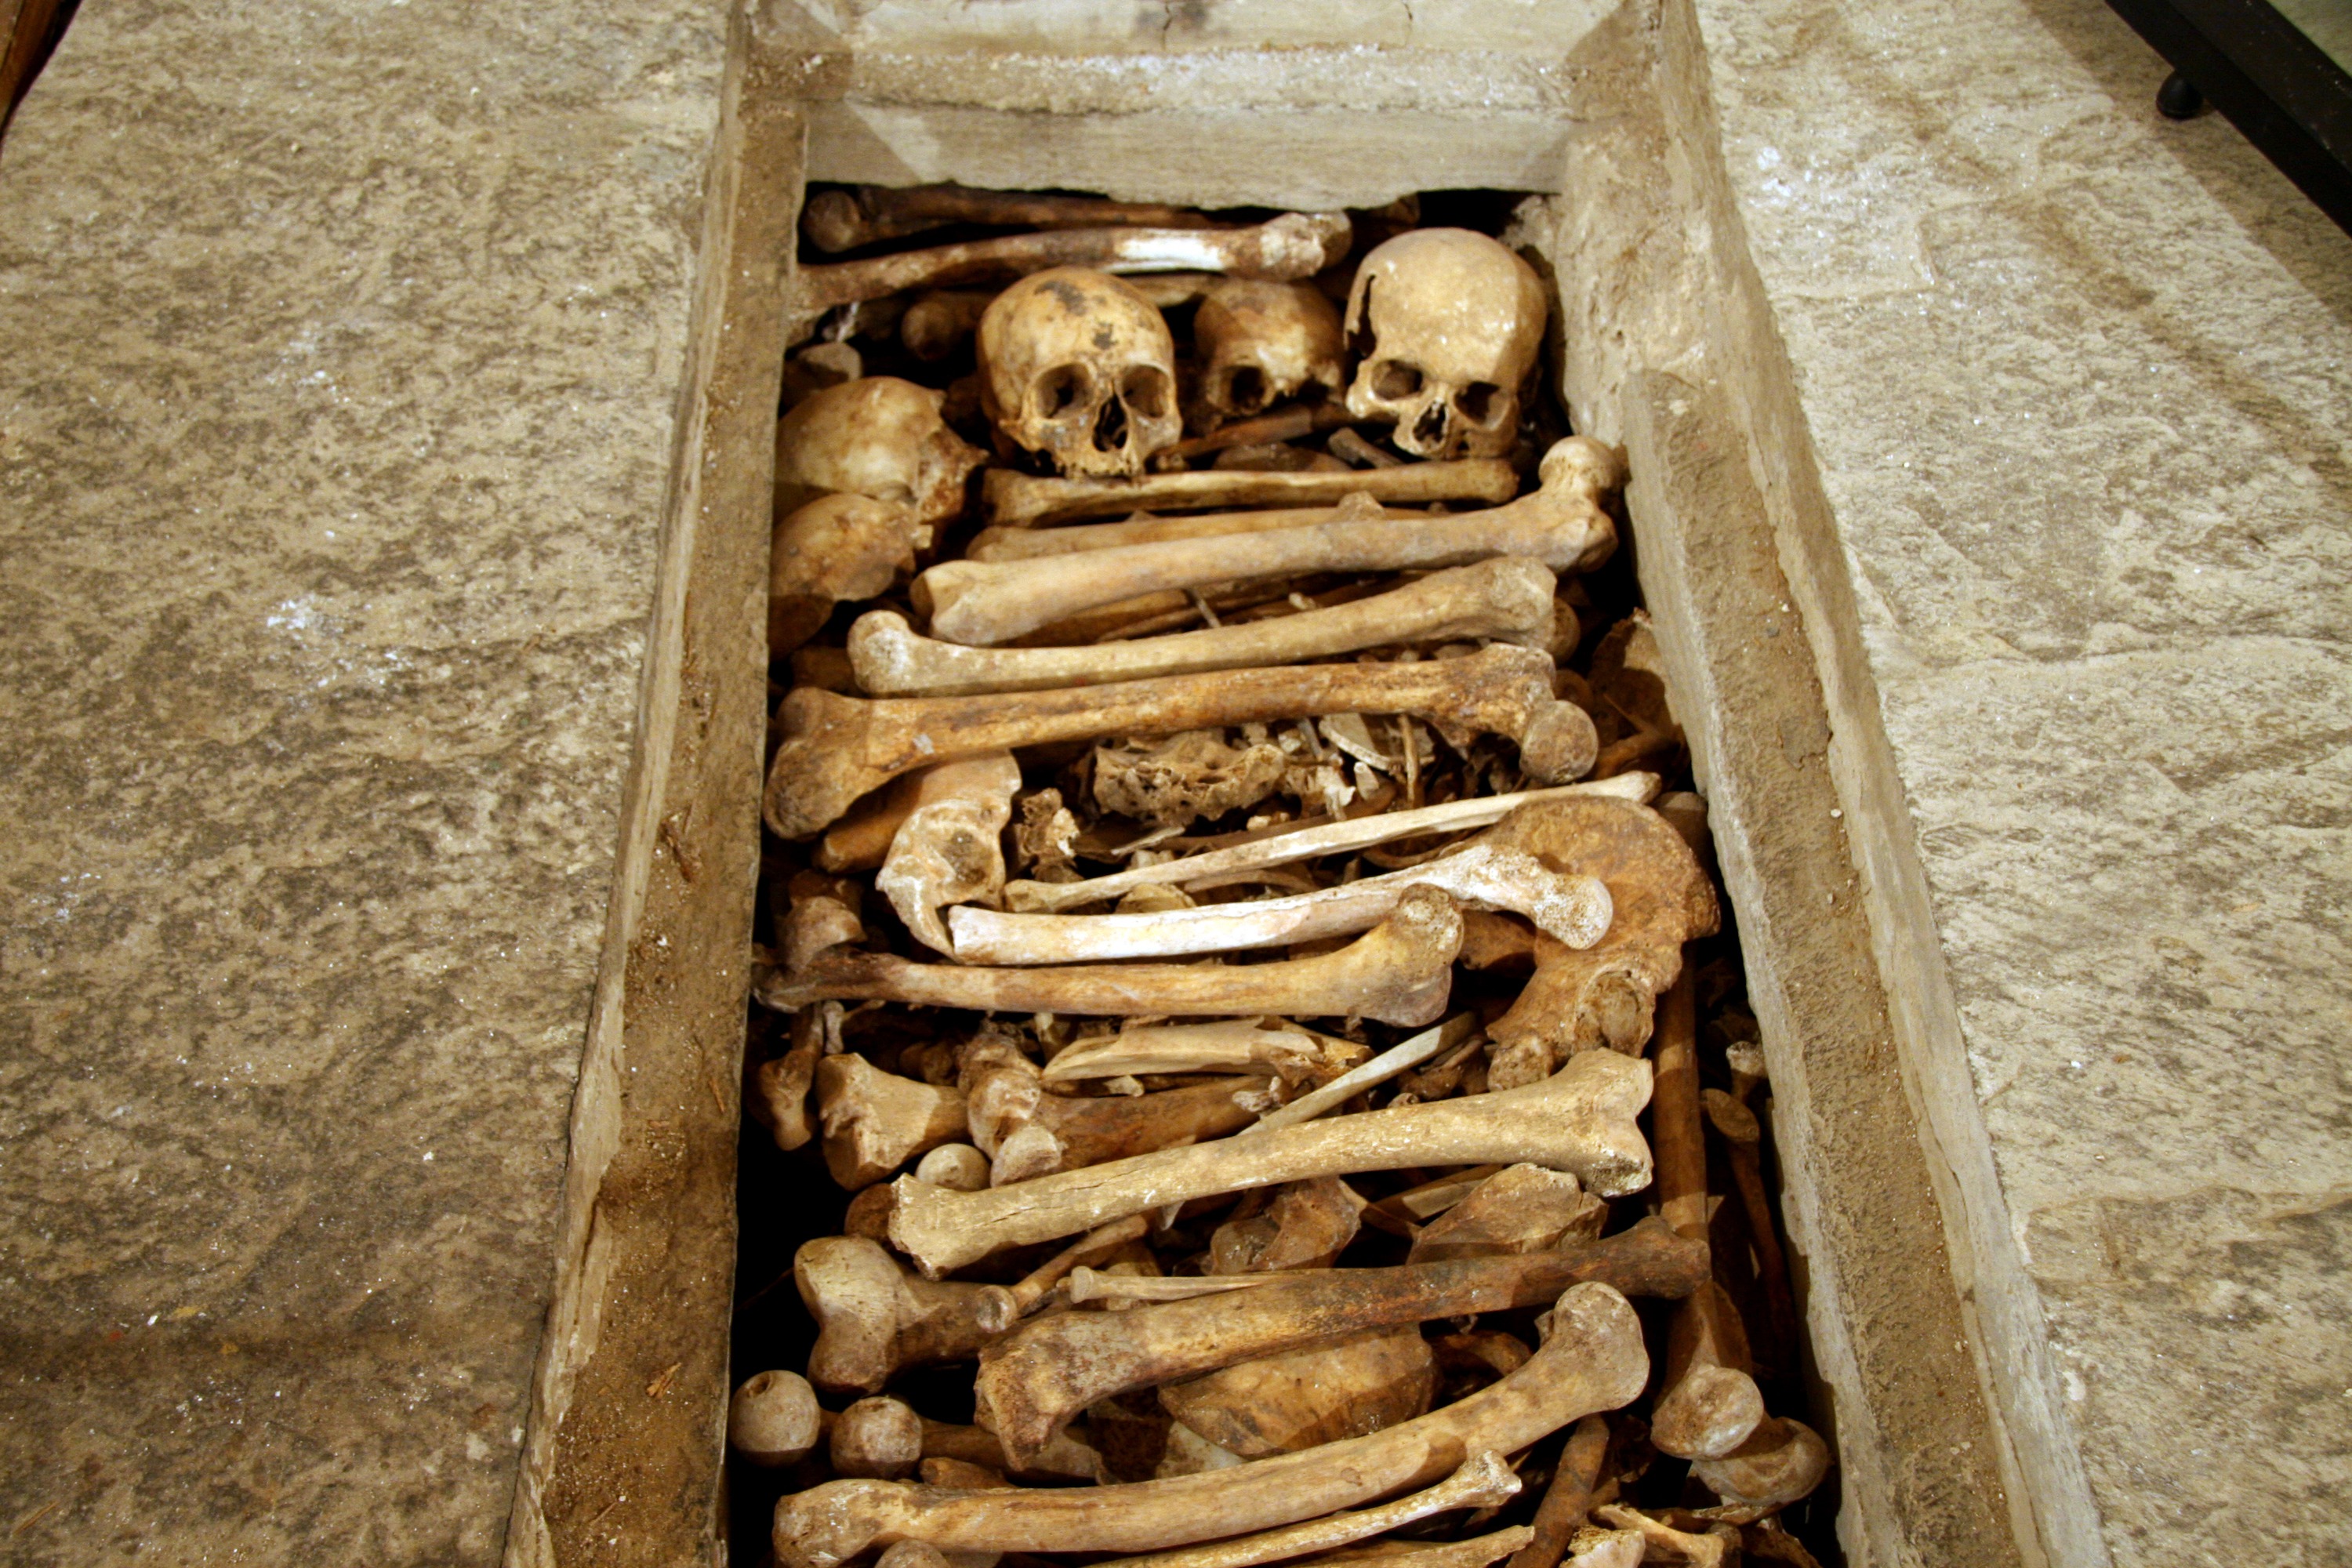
<box><xmin>743</xmin><ymin>184</ymin><xmax>1831</xmax><ymax>1568</ymax></box>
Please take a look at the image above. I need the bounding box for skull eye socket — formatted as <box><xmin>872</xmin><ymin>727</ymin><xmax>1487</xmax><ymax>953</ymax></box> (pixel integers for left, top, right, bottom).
<box><xmin>1119</xmin><ymin>366</ymin><xmax>1171</xmax><ymax>421</ymax></box>
<box><xmin>1371</xmin><ymin>360</ymin><xmax>1424</xmax><ymax>400</ymax></box>
<box><xmin>1036</xmin><ymin>365</ymin><xmax>1094</xmax><ymax>420</ymax></box>
<box><xmin>1454</xmin><ymin>382</ymin><xmax>1503</xmax><ymax>424</ymax></box>
<box><xmin>1218</xmin><ymin>366</ymin><xmax>1269</xmax><ymax>414</ymax></box>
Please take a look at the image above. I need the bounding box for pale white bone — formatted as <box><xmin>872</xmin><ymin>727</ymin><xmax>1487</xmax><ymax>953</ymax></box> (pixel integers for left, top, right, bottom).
<box><xmin>731</xmin><ymin>1370</ymin><xmax>823</xmax><ymax>1467</ymax></box>
<box><xmin>980</xmin><ymin>452</ymin><xmax>1516</xmax><ymax>529</ymax></box>
<box><xmin>1090</xmin><ymin>1450</ymin><xmax>1522</xmax><ymax>1568</ymax></box>
<box><xmin>761</xmin><ymin>886</ymin><xmax>1462</xmax><ymax>1029</ymax></box>
<box><xmin>1560</xmin><ymin>1532</ymin><xmax>1643</xmax><ymax>1568</ymax></box>
<box><xmin>927</xmin><ymin>439</ymin><xmax>1617</xmax><ymax>645</ymax></box>
<box><xmin>1245</xmin><ymin>1014</ymin><xmax>1483</xmax><ymax>1133</ymax></box>
<box><xmin>1588</xmin><ymin>1508</ymin><xmax>1734</xmax><ymax>1568</ymax></box>
<box><xmin>787</xmin><ymin>212</ymin><xmax>1352</xmax><ymax>343</ymax></box>
<box><xmin>876</xmin><ymin>753</ymin><xmax>1022</xmax><ymax>956</ymax></box>
<box><xmin>979</xmin><ymin>268</ymin><xmax>1181</xmax><ymax>478</ymax></box>
<box><xmin>947</xmin><ymin>846</ymin><xmax>1609</xmax><ymax>965</ymax></box>
<box><xmin>1344</xmin><ymin>229</ymin><xmax>1547</xmax><ymax>461</ymax></box>
<box><xmin>1004</xmin><ymin>775</ymin><xmax>1659</xmax><ymax>914</ymax></box>
<box><xmin>1041</xmin><ymin>1020</ymin><xmax>1363</xmax><ymax>1088</ymax></box>
<box><xmin>874</xmin><ymin>1047</ymin><xmax>1653</xmax><ymax>1278</ymax></box>
<box><xmin>850</xmin><ymin>557</ymin><xmax>1556</xmax><ymax>698</ymax></box>
<box><xmin>768</xmin><ymin>1283</ymin><xmax>1647</xmax><ymax>1568</ymax></box>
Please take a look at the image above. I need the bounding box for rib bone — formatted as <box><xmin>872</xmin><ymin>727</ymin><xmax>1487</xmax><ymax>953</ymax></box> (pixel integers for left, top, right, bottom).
<box><xmin>787</xmin><ymin>213</ymin><xmax>1350</xmax><ymax>344</ymax></box>
<box><xmin>975</xmin><ymin>1216</ymin><xmax>1703</xmax><ymax>1465</ymax></box>
<box><xmin>1090</xmin><ymin>1450</ymin><xmax>1521</xmax><ymax>1568</ymax></box>
<box><xmin>981</xmin><ymin>452</ymin><xmax>1517</xmax><ymax>530</ymax></box>
<box><xmin>769</xmin><ymin>1282</ymin><xmax>1648</xmax><ymax>1568</ymax></box>
<box><xmin>758</xmin><ymin>885</ymin><xmax>1463</xmax><ymax>1028</ymax></box>
<box><xmin>849</xmin><ymin>557</ymin><xmax>1556</xmax><ymax>697</ymax></box>
<box><xmin>948</xmin><ymin>844</ymin><xmax>1608</xmax><ymax>965</ymax></box>
<box><xmin>763</xmin><ymin>645</ymin><xmax>1594</xmax><ymax>839</ymax></box>
<box><xmin>873</xmin><ymin>1045</ymin><xmax>1652</xmax><ymax>1278</ymax></box>
<box><xmin>1004</xmin><ymin>776</ymin><xmax>1660</xmax><ymax>914</ymax></box>
<box><xmin>931</xmin><ymin>441</ymin><xmax>1615</xmax><ymax>644</ymax></box>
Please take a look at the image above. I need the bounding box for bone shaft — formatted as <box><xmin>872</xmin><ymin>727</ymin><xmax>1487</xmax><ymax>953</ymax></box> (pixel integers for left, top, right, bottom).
<box><xmin>1035</xmin><ymin>1075</ymin><xmax>1269</xmax><ymax>1167</ymax></box>
<box><xmin>1247</xmin><ymin>1014</ymin><xmax>1480</xmax><ymax>1131</ymax></box>
<box><xmin>1506</xmin><ymin>1415</ymin><xmax>1611</xmax><ymax>1568</ymax></box>
<box><xmin>800</xmin><ymin>223</ymin><xmax>1313</xmax><ymax>318</ymax></box>
<box><xmin>1652</xmin><ymin>969</ymin><xmax>1708</xmax><ymax>1242</ymax></box>
<box><xmin>967</xmin><ymin>504</ymin><xmax>1419</xmax><ymax>561</ymax></box>
<box><xmin>859</xmin><ymin>185</ymin><xmax>1213</xmax><ymax>237</ymax></box>
<box><xmin>1091</xmin><ymin>1460</ymin><xmax>1514</xmax><ymax>1568</ymax></box>
<box><xmin>985</xmin><ymin>457</ymin><xmax>1515</xmax><ymax>528</ymax></box>
<box><xmin>1005</xmin><ymin>778</ymin><xmax>1656</xmax><ymax>914</ymax></box>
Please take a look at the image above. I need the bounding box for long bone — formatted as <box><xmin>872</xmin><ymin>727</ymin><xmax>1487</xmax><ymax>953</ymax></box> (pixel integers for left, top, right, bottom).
<box><xmin>849</xmin><ymin>557</ymin><xmax>1556</xmax><ymax>698</ymax></box>
<box><xmin>1313</xmin><ymin>1532</ymin><xmax>1534</xmax><ymax>1568</ymax></box>
<box><xmin>928</xmin><ymin>441</ymin><xmax>1616</xmax><ymax>645</ymax></box>
<box><xmin>786</xmin><ymin>213</ymin><xmax>1350</xmax><ymax>344</ymax></box>
<box><xmin>967</xmin><ymin>497</ymin><xmax>1415</xmax><ymax>561</ymax></box>
<box><xmin>871</xmin><ymin>1045</ymin><xmax>1653</xmax><ymax>1279</ymax></box>
<box><xmin>1091</xmin><ymin>1450</ymin><xmax>1521</xmax><ymax>1568</ymax></box>
<box><xmin>1040</xmin><ymin>1019</ymin><xmax>1365</xmax><ymax>1089</ymax></box>
<box><xmin>982</xmin><ymin>452</ymin><xmax>1517</xmax><ymax>530</ymax></box>
<box><xmin>976</xmin><ymin>1216</ymin><xmax>1703</xmax><ymax>1465</ymax></box>
<box><xmin>758</xmin><ymin>885</ymin><xmax>1464</xmax><ymax>1027</ymax></box>
<box><xmin>802</xmin><ymin>184</ymin><xmax>1218</xmax><ymax>254</ymax></box>
<box><xmin>762</xmin><ymin>644</ymin><xmax>1594</xmax><ymax>840</ymax></box>
<box><xmin>770</xmin><ymin>1282</ymin><xmax>1648</xmax><ymax>1568</ymax></box>
<box><xmin>1246</xmin><ymin>1014</ymin><xmax>1484</xmax><ymax>1134</ymax></box>
<box><xmin>1004</xmin><ymin>775</ymin><xmax>1659</xmax><ymax>914</ymax></box>
<box><xmin>796</xmin><ymin>1235</ymin><xmax>1018</xmax><ymax>1395</ymax></box>
<box><xmin>950</xmin><ymin>844</ymin><xmax>1609</xmax><ymax>966</ymax></box>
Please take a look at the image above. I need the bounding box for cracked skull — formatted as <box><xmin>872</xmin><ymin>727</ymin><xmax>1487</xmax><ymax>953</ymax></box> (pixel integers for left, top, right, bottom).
<box><xmin>1344</xmin><ymin>229</ymin><xmax>1548</xmax><ymax>460</ymax></box>
<box><xmin>978</xmin><ymin>267</ymin><xmax>1182</xmax><ymax>477</ymax></box>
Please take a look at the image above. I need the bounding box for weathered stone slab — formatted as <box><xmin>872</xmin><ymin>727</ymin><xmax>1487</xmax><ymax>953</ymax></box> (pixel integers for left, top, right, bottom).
<box><xmin>0</xmin><ymin>0</ymin><xmax>725</xmax><ymax>1559</ymax></box>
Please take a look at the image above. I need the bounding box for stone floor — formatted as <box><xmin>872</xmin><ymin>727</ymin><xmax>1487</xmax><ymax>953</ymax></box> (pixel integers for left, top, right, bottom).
<box><xmin>0</xmin><ymin>1</ymin><xmax>2343</xmax><ymax>1565</ymax></box>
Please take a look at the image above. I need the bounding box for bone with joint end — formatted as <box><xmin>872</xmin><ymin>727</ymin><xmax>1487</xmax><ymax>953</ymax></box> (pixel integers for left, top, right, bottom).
<box><xmin>977</xmin><ymin>1217</ymin><xmax>1701</xmax><ymax>1465</ymax></box>
<box><xmin>817</xmin><ymin>1054</ymin><xmax>971</xmax><ymax>1190</ymax></box>
<box><xmin>731</xmin><ymin>1370</ymin><xmax>824</xmax><ymax>1468</ymax></box>
<box><xmin>761</xmin><ymin>887</ymin><xmax>1461</xmax><ymax>1027</ymax></box>
<box><xmin>1311</xmin><ymin>1530</ymin><xmax>1534</xmax><ymax>1568</ymax></box>
<box><xmin>787</xmin><ymin>213</ymin><xmax>1351</xmax><ymax>343</ymax></box>
<box><xmin>921</xmin><ymin>1419</ymin><xmax>1109</xmax><ymax>1485</ymax></box>
<box><xmin>1504</xmin><ymin>1414</ymin><xmax>1610</xmax><ymax>1568</ymax></box>
<box><xmin>1589</xmin><ymin>1508</ymin><xmax>1737</xmax><ymax>1568</ymax></box>
<box><xmin>1245</xmin><ymin>1013</ymin><xmax>1483</xmax><ymax>1133</ymax></box>
<box><xmin>804</xmin><ymin>184</ymin><xmax>1220</xmax><ymax>253</ymax></box>
<box><xmin>1040</xmin><ymin>1020</ymin><xmax>1363</xmax><ymax>1088</ymax></box>
<box><xmin>1004</xmin><ymin>777</ymin><xmax>1660</xmax><ymax>914</ymax></box>
<box><xmin>876</xmin><ymin>752</ymin><xmax>1022</xmax><ymax>956</ymax></box>
<box><xmin>849</xmin><ymin>558</ymin><xmax>1556</xmax><ymax>698</ymax></box>
<box><xmin>1690</xmin><ymin>1417</ymin><xmax>1831</xmax><ymax>1522</ymax></box>
<box><xmin>1088</xmin><ymin>1450</ymin><xmax>1521</xmax><ymax>1568</ymax></box>
<box><xmin>833</xmin><ymin>1396</ymin><xmax>924</xmax><ymax>1479</ymax></box>
<box><xmin>1007</xmin><ymin>1215</ymin><xmax>1152</xmax><ymax>1314</ymax></box>
<box><xmin>934</xmin><ymin>441</ymin><xmax>1613</xmax><ymax>644</ymax></box>
<box><xmin>877</xmin><ymin>1047</ymin><xmax>1651</xmax><ymax>1279</ymax></box>
<box><xmin>915</xmin><ymin>1143</ymin><xmax>992</xmax><ymax>1190</ymax></box>
<box><xmin>769</xmin><ymin>1283</ymin><xmax>1648</xmax><ymax>1568</ymax></box>
<box><xmin>762</xmin><ymin>646</ymin><xmax>1593</xmax><ymax>840</ymax></box>
<box><xmin>795</xmin><ymin>1236</ymin><xmax>1017</xmax><ymax>1396</ymax></box>
<box><xmin>950</xmin><ymin>848</ymin><xmax>1608</xmax><ymax>966</ymax></box>
<box><xmin>982</xmin><ymin>452</ymin><xmax>1517</xmax><ymax>529</ymax></box>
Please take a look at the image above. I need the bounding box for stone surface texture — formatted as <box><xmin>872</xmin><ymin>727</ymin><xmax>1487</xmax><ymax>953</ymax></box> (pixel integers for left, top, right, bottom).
<box><xmin>1690</xmin><ymin>1</ymin><xmax>2352</xmax><ymax>1563</ymax></box>
<box><xmin>0</xmin><ymin>0</ymin><xmax>724</xmax><ymax>1560</ymax></box>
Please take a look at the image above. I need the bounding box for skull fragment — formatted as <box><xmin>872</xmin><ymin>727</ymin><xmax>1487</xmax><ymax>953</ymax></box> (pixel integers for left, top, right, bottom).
<box><xmin>978</xmin><ymin>267</ymin><xmax>1182</xmax><ymax>477</ymax></box>
<box><xmin>1190</xmin><ymin>280</ymin><xmax>1345</xmax><ymax>430</ymax></box>
<box><xmin>1344</xmin><ymin>229</ymin><xmax>1548</xmax><ymax>460</ymax></box>
<box><xmin>775</xmin><ymin>376</ymin><xmax>985</xmax><ymax>534</ymax></box>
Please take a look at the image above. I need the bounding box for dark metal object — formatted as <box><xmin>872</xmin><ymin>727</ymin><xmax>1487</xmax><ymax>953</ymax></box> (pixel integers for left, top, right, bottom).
<box><xmin>2107</xmin><ymin>0</ymin><xmax>2352</xmax><ymax>233</ymax></box>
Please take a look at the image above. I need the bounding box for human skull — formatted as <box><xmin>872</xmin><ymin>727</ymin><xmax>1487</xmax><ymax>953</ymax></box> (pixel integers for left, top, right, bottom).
<box><xmin>1344</xmin><ymin>229</ymin><xmax>1548</xmax><ymax>460</ymax></box>
<box><xmin>774</xmin><ymin>376</ymin><xmax>985</xmax><ymax>537</ymax></box>
<box><xmin>1190</xmin><ymin>280</ymin><xmax>1345</xmax><ymax>430</ymax></box>
<box><xmin>977</xmin><ymin>267</ymin><xmax>1181</xmax><ymax>477</ymax></box>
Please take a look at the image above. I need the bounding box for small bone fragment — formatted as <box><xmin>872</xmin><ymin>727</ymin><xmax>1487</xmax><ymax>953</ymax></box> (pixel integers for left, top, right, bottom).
<box><xmin>1005</xmin><ymin>776</ymin><xmax>1659</xmax><ymax>914</ymax></box>
<box><xmin>1435</xmin><ymin>1329</ymin><xmax>1534</xmax><ymax>1381</ymax></box>
<box><xmin>1032</xmin><ymin>1076</ymin><xmax>1274</xmax><ymax>1177</ymax></box>
<box><xmin>803</xmin><ymin>184</ymin><xmax>1219</xmax><ymax>253</ymax></box>
<box><xmin>1090</xmin><ymin>1450</ymin><xmax>1521</xmax><ymax>1568</ymax></box>
<box><xmin>817</xmin><ymin>775</ymin><xmax>927</xmax><ymax>873</ymax></box>
<box><xmin>1009</xmin><ymin>1216</ymin><xmax>1152</xmax><ymax>1313</ymax></box>
<box><xmin>755</xmin><ymin>1007</ymin><xmax>826</xmax><ymax>1152</ymax></box>
<box><xmin>950</xmin><ymin>845</ymin><xmax>1608</xmax><ymax>965</ymax></box>
<box><xmin>1041</xmin><ymin>1019</ymin><xmax>1364</xmax><ymax>1088</ymax></box>
<box><xmin>788</xmin><ymin>213</ymin><xmax>1351</xmax><ymax>343</ymax></box>
<box><xmin>979</xmin><ymin>1218</ymin><xmax>1700</xmax><ymax>1464</ymax></box>
<box><xmin>1156</xmin><ymin>1421</ymin><xmax>1247</xmax><ymax>1477</ymax></box>
<box><xmin>1690</xmin><ymin>1417</ymin><xmax>1831</xmax><ymax>1522</ymax></box>
<box><xmin>731</xmin><ymin>1370</ymin><xmax>824</xmax><ymax>1467</ymax></box>
<box><xmin>1365</xmin><ymin>1164</ymin><xmax>1507</xmax><ymax>1229</ymax></box>
<box><xmin>921</xmin><ymin>1457</ymin><xmax>1007</xmax><ymax>1490</ymax></box>
<box><xmin>1703</xmin><ymin>1087</ymin><xmax>1799</xmax><ymax>1372</ymax></box>
<box><xmin>1504</xmin><ymin>1413</ymin><xmax>1612</xmax><ymax>1568</ymax></box>
<box><xmin>775</xmin><ymin>376</ymin><xmax>985</xmax><ymax>530</ymax></box>
<box><xmin>922</xmin><ymin>1418</ymin><xmax>1109</xmax><ymax>1485</ymax></box>
<box><xmin>786</xmin><ymin>871</ymin><xmax>868</xmax><ymax>972</ymax></box>
<box><xmin>1407</xmin><ymin>1165</ymin><xmax>1606</xmax><ymax>1264</ymax></box>
<box><xmin>1159</xmin><ymin>1324</ymin><xmax>1435</xmax><ymax>1456</ymax></box>
<box><xmin>877</xmin><ymin>753</ymin><xmax>1022</xmax><ymax>956</ymax></box>
<box><xmin>1310</xmin><ymin>1534</ymin><xmax>1535</xmax><ymax>1568</ymax></box>
<box><xmin>933</xmin><ymin>440</ymin><xmax>1613</xmax><ymax>642</ymax></box>
<box><xmin>770</xmin><ymin>1283</ymin><xmax>1647</xmax><ymax>1568</ymax></box>
<box><xmin>1481</xmin><ymin>798</ymin><xmax>1721</xmax><ymax>1085</ymax></box>
<box><xmin>764</xmin><ymin>887</ymin><xmax>1462</xmax><ymax>1027</ymax></box>
<box><xmin>981</xmin><ymin>452</ymin><xmax>1516</xmax><ymax>530</ymax></box>
<box><xmin>901</xmin><ymin>289</ymin><xmax>996</xmax><ymax>360</ymax></box>
<box><xmin>1646</xmin><ymin>975</ymin><xmax>1762</xmax><ymax>1462</ymax></box>
<box><xmin>1559</xmin><ymin>1533</ymin><xmax>1642</xmax><ymax>1568</ymax></box>
<box><xmin>1094</xmin><ymin>729</ymin><xmax>1288</xmax><ymax>828</ymax></box>
<box><xmin>772</xmin><ymin>493</ymin><xmax>924</xmax><ymax>656</ymax></box>
<box><xmin>1209</xmin><ymin>1177</ymin><xmax>1364</xmax><ymax>1274</ymax></box>
<box><xmin>1740</xmin><ymin>1518</ymin><xmax>1826</xmax><ymax>1568</ymax></box>
<box><xmin>764</xmin><ymin>646</ymin><xmax>1595</xmax><ymax>838</ymax></box>
<box><xmin>1589</xmin><ymin>1508</ymin><xmax>1737</xmax><ymax>1568</ymax></box>
<box><xmin>916</xmin><ymin>1143</ymin><xmax>992</xmax><ymax>1191</ymax></box>
<box><xmin>818</xmin><ymin>1054</ymin><xmax>971</xmax><ymax>1189</ymax></box>
<box><xmin>848</xmin><ymin>559</ymin><xmax>1556</xmax><ymax>698</ymax></box>
<box><xmin>834</xmin><ymin>1396</ymin><xmax>925</xmax><ymax>1479</ymax></box>
<box><xmin>1329</xmin><ymin>427</ymin><xmax>1403</xmax><ymax>468</ymax></box>
<box><xmin>877</xmin><ymin>1046</ymin><xmax>1651</xmax><ymax>1279</ymax></box>
<box><xmin>1244</xmin><ymin>1013</ymin><xmax>1483</xmax><ymax>1132</ymax></box>
<box><xmin>795</xmin><ymin>1235</ymin><xmax>1016</xmax><ymax>1395</ymax></box>
<box><xmin>1164</xmin><ymin>403</ymin><xmax>1353</xmax><ymax>466</ymax></box>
